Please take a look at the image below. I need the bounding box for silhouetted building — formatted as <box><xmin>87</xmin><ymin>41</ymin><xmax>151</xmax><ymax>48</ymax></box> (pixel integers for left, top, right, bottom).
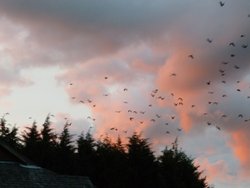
<box><xmin>0</xmin><ymin>140</ymin><xmax>94</xmax><ymax>188</ymax></box>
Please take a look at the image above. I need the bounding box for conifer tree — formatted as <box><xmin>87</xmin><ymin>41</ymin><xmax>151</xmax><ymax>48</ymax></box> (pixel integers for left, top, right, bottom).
<box><xmin>0</xmin><ymin>117</ymin><xmax>21</xmax><ymax>149</ymax></box>
<box><xmin>22</xmin><ymin>121</ymin><xmax>41</xmax><ymax>162</ymax></box>
<box><xmin>77</xmin><ymin>131</ymin><xmax>97</xmax><ymax>182</ymax></box>
<box><xmin>158</xmin><ymin>138</ymin><xmax>208</xmax><ymax>188</ymax></box>
<box><xmin>56</xmin><ymin>121</ymin><xmax>75</xmax><ymax>174</ymax></box>
<box><xmin>127</xmin><ymin>132</ymin><xmax>158</xmax><ymax>188</ymax></box>
<box><xmin>39</xmin><ymin>114</ymin><xmax>57</xmax><ymax>168</ymax></box>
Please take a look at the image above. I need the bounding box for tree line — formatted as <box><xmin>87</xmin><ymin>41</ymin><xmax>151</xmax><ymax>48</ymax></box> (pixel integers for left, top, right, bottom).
<box><xmin>0</xmin><ymin>114</ymin><xmax>212</xmax><ymax>188</ymax></box>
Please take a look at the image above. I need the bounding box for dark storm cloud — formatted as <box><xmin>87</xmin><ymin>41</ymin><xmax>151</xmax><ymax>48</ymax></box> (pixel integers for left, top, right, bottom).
<box><xmin>0</xmin><ymin>0</ymin><xmax>197</xmax><ymax>64</ymax></box>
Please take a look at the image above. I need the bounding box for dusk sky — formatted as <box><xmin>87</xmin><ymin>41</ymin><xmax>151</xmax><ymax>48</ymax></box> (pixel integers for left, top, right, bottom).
<box><xmin>0</xmin><ymin>0</ymin><xmax>249</xmax><ymax>187</ymax></box>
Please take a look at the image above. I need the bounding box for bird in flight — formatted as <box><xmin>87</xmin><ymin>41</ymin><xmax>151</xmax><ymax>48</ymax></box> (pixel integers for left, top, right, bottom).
<box><xmin>229</xmin><ymin>42</ymin><xmax>235</xmax><ymax>47</ymax></box>
<box><xmin>238</xmin><ymin>114</ymin><xmax>243</xmax><ymax>118</ymax></box>
<box><xmin>216</xmin><ymin>126</ymin><xmax>221</xmax><ymax>130</ymax></box>
<box><xmin>242</xmin><ymin>44</ymin><xmax>248</xmax><ymax>48</ymax></box>
<box><xmin>219</xmin><ymin>1</ymin><xmax>225</xmax><ymax>7</ymax></box>
<box><xmin>188</xmin><ymin>54</ymin><xmax>194</xmax><ymax>59</ymax></box>
<box><xmin>206</xmin><ymin>38</ymin><xmax>213</xmax><ymax>43</ymax></box>
<box><xmin>222</xmin><ymin>61</ymin><xmax>229</xmax><ymax>65</ymax></box>
<box><xmin>234</xmin><ymin>65</ymin><xmax>240</xmax><ymax>69</ymax></box>
<box><xmin>170</xmin><ymin>116</ymin><xmax>175</xmax><ymax>120</ymax></box>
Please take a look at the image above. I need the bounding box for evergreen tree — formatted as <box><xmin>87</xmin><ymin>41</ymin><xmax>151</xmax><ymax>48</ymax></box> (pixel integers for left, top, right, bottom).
<box><xmin>40</xmin><ymin>115</ymin><xmax>57</xmax><ymax>146</ymax></box>
<box><xmin>94</xmin><ymin>135</ymin><xmax>128</xmax><ymax>188</ymax></box>
<box><xmin>158</xmin><ymin>138</ymin><xmax>208</xmax><ymax>188</ymax></box>
<box><xmin>22</xmin><ymin>121</ymin><xmax>41</xmax><ymax>163</ymax></box>
<box><xmin>0</xmin><ymin>117</ymin><xmax>21</xmax><ymax>149</ymax></box>
<box><xmin>127</xmin><ymin>132</ymin><xmax>158</xmax><ymax>188</ymax></box>
<box><xmin>39</xmin><ymin>114</ymin><xmax>57</xmax><ymax>168</ymax></box>
<box><xmin>56</xmin><ymin>121</ymin><xmax>75</xmax><ymax>174</ymax></box>
<box><xmin>77</xmin><ymin>130</ymin><xmax>96</xmax><ymax>176</ymax></box>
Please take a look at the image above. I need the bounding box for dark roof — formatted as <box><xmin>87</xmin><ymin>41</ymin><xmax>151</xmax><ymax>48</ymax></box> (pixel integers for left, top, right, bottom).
<box><xmin>0</xmin><ymin>162</ymin><xmax>94</xmax><ymax>188</ymax></box>
<box><xmin>0</xmin><ymin>140</ymin><xmax>94</xmax><ymax>188</ymax></box>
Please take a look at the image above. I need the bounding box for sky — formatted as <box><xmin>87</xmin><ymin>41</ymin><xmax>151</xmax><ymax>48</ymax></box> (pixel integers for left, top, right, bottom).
<box><xmin>0</xmin><ymin>0</ymin><xmax>249</xmax><ymax>187</ymax></box>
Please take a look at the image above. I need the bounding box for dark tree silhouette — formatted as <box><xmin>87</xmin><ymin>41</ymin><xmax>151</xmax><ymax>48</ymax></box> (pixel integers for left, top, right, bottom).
<box><xmin>158</xmin><ymin>138</ymin><xmax>208</xmax><ymax>188</ymax></box>
<box><xmin>22</xmin><ymin>121</ymin><xmax>41</xmax><ymax>162</ymax></box>
<box><xmin>56</xmin><ymin>121</ymin><xmax>75</xmax><ymax>174</ymax></box>
<box><xmin>94</xmin><ymin>135</ymin><xmax>128</xmax><ymax>188</ymax></box>
<box><xmin>0</xmin><ymin>117</ymin><xmax>21</xmax><ymax>150</ymax></box>
<box><xmin>39</xmin><ymin>114</ymin><xmax>57</xmax><ymax>168</ymax></box>
<box><xmin>77</xmin><ymin>131</ymin><xmax>96</xmax><ymax>177</ymax></box>
<box><xmin>127</xmin><ymin>132</ymin><xmax>159</xmax><ymax>188</ymax></box>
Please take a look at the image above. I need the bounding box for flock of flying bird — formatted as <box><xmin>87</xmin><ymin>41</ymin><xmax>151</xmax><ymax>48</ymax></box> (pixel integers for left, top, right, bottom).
<box><xmin>64</xmin><ymin>1</ymin><xmax>250</xmax><ymax>137</ymax></box>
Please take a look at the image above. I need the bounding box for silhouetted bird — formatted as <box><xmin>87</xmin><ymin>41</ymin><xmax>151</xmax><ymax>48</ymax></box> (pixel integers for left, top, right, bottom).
<box><xmin>151</xmin><ymin>119</ymin><xmax>156</xmax><ymax>122</ymax></box>
<box><xmin>234</xmin><ymin>65</ymin><xmax>240</xmax><ymax>69</ymax></box>
<box><xmin>219</xmin><ymin>1</ymin><xmax>225</xmax><ymax>7</ymax></box>
<box><xmin>242</xmin><ymin>44</ymin><xmax>248</xmax><ymax>48</ymax></box>
<box><xmin>156</xmin><ymin>114</ymin><xmax>161</xmax><ymax>118</ymax></box>
<box><xmin>206</xmin><ymin>38</ymin><xmax>213</xmax><ymax>43</ymax></box>
<box><xmin>188</xmin><ymin>54</ymin><xmax>194</xmax><ymax>59</ymax></box>
<box><xmin>238</xmin><ymin>114</ymin><xmax>243</xmax><ymax>118</ymax></box>
<box><xmin>216</xmin><ymin>126</ymin><xmax>221</xmax><ymax>130</ymax></box>
<box><xmin>229</xmin><ymin>42</ymin><xmax>235</xmax><ymax>47</ymax></box>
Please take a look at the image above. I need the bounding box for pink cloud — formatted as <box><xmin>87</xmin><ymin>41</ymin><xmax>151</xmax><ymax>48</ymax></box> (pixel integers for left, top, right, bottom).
<box><xmin>230</xmin><ymin>129</ymin><xmax>250</xmax><ymax>177</ymax></box>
